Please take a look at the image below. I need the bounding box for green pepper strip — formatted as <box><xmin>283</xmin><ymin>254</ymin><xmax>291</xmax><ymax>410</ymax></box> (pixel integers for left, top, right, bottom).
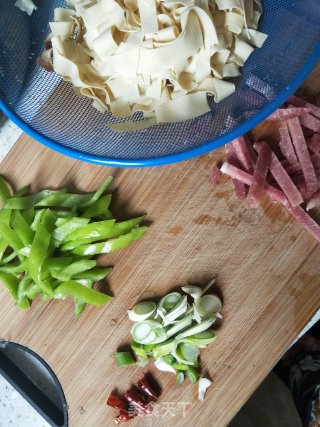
<box><xmin>73</xmin><ymin>267</ymin><xmax>112</xmax><ymax>281</ymax></box>
<box><xmin>65</xmin><ymin>217</ymin><xmax>144</xmax><ymax>243</ymax></box>
<box><xmin>0</xmin><ymin>260</ymin><xmax>28</xmax><ymax>274</ymax></box>
<box><xmin>73</xmin><ymin>279</ymin><xmax>94</xmax><ymax>317</ymax></box>
<box><xmin>29</xmin><ymin>221</ymin><xmax>53</xmax><ymax>297</ymax></box>
<box><xmin>12</xmin><ymin>211</ymin><xmax>35</xmax><ymax>246</ymax></box>
<box><xmin>54</xmin><ymin>280</ymin><xmax>112</xmax><ymax>306</ymax></box>
<box><xmin>81</xmin><ymin>194</ymin><xmax>112</xmax><ymax>218</ymax></box>
<box><xmin>22</xmin><ymin>208</ymin><xmax>35</xmax><ymax>226</ymax></box>
<box><xmin>71</xmin><ymin>226</ymin><xmax>148</xmax><ymax>256</ymax></box>
<box><xmin>0</xmin><ymin>220</ymin><xmax>24</xmax><ymax>252</ymax></box>
<box><xmin>42</xmin><ymin>257</ymin><xmax>74</xmax><ymax>271</ymax></box>
<box><xmin>4</xmin><ymin>189</ymin><xmax>67</xmax><ymax>209</ymax></box>
<box><xmin>17</xmin><ymin>276</ymin><xmax>32</xmax><ymax>309</ymax></box>
<box><xmin>31</xmin><ymin>209</ymin><xmax>46</xmax><ymax>231</ymax></box>
<box><xmin>64</xmin><ymin>219</ymin><xmax>116</xmax><ymax>241</ymax></box>
<box><xmin>51</xmin><ymin>260</ymin><xmax>96</xmax><ymax>281</ymax></box>
<box><xmin>4</xmin><ymin>177</ymin><xmax>112</xmax><ymax>210</ymax></box>
<box><xmin>0</xmin><ymin>272</ymin><xmax>19</xmax><ymax>300</ymax></box>
<box><xmin>53</xmin><ymin>217</ymin><xmax>90</xmax><ymax>243</ymax></box>
<box><xmin>14</xmin><ymin>185</ymin><xmax>30</xmax><ymax>197</ymax></box>
<box><xmin>0</xmin><ymin>176</ymin><xmax>12</xmax><ymax>206</ymax></box>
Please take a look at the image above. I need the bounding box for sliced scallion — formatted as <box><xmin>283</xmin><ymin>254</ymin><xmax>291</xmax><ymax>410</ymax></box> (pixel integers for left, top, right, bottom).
<box><xmin>115</xmin><ymin>352</ymin><xmax>136</xmax><ymax>366</ymax></box>
<box><xmin>176</xmin><ymin>371</ymin><xmax>185</xmax><ymax>385</ymax></box>
<box><xmin>128</xmin><ymin>301</ymin><xmax>157</xmax><ymax>322</ymax></box>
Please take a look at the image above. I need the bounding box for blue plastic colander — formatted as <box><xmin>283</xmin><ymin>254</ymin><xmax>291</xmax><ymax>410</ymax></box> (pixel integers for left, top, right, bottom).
<box><xmin>0</xmin><ymin>1</ymin><xmax>319</xmax><ymax>167</ymax></box>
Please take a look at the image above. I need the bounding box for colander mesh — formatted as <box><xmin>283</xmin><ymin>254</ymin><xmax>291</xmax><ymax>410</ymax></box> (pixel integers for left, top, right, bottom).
<box><xmin>0</xmin><ymin>0</ymin><xmax>319</xmax><ymax>161</ymax></box>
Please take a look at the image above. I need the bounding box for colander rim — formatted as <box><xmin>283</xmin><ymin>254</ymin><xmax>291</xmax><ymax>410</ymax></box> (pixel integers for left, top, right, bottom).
<box><xmin>1</xmin><ymin>43</ymin><xmax>319</xmax><ymax>168</ymax></box>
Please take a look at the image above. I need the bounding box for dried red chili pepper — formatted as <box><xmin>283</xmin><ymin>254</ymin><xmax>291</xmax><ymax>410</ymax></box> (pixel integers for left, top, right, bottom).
<box><xmin>106</xmin><ymin>393</ymin><xmax>128</xmax><ymax>411</ymax></box>
<box><xmin>137</xmin><ymin>375</ymin><xmax>159</xmax><ymax>401</ymax></box>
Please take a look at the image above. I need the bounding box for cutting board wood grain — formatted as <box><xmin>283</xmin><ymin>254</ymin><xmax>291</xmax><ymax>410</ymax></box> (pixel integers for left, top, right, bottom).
<box><xmin>0</xmin><ymin>63</ymin><xmax>320</xmax><ymax>427</ymax></box>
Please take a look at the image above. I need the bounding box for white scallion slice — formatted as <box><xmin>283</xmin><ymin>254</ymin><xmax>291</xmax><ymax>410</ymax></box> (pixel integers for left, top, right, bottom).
<box><xmin>162</xmin><ymin>296</ymin><xmax>188</xmax><ymax>325</ymax></box>
<box><xmin>128</xmin><ymin>301</ymin><xmax>157</xmax><ymax>322</ymax></box>
<box><xmin>198</xmin><ymin>378</ymin><xmax>212</xmax><ymax>401</ymax></box>
<box><xmin>193</xmin><ymin>303</ymin><xmax>203</xmax><ymax>324</ymax></box>
<box><xmin>152</xmin><ymin>339</ymin><xmax>174</xmax><ymax>359</ymax></box>
<box><xmin>131</xmin><ymin>320</ymin><xmax>168</xmax><ymax>345</ymax></box>
<box><xmin>172</xmin><ymin>339</ymin><xmax>199</xmax><ymax>366</ymax></box>
<box><xmin>154</xmin><ymin>357</ymin><xmax>176</xmax><ymax>373</ymax></box>
<box><xmin>166</xmin><ymin>314</ymin><xmax>193</xmax><ymax>338</ymax></box>
<box><xmin>180</xmin><ymin>343</ymin><xmax>200</xmax><ymax>363</ymax></box>
<box><xmin>195</xmin><ymin>295</ymin><xmax>222</xmax><ymax>317</ymax></box>
<box><xmin>181</xmin><ymin>286</ymin><xmax>202</xmax><ymax>300</ymax></box>
<box><xmin>186</xmin><ymin>330</ymin><xmax>217</xmax><ymax>347</ymax></box>
<box><xmin>158</xmin><ymin>292</ymin><xmax>182</xmax><ymax>312</ymax></box>
<box><xmin>182</xmin><ymin>277</ymin><xmax>216</xmax><ymax>301</ymax></box>
<box><xmin>175</xmin><ymin>319</ymin><xmax>215</xmax><ymax>339</ymax></box>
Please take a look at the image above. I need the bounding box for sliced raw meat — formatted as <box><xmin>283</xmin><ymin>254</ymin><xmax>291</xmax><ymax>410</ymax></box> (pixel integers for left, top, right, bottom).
<box><xmin>254</xmin><ymin>142</ymin><xmax>303</xmax><ymax>207</ymax></box>
<box><xmin>288</xmin><ymin>95</ymin><xmax>320</xmax><ymax>119</ymax></box>
<box><xmin>307</xmin><ymin>134</ymin><xmax>320</xmax><ymax>154</ymax></box>
<box><xmin>225</xmin><ymin>143</ymin><xmax>247</xmax><ymax>200</ymax></box>
<box><xmin>279</xmin><ymin>121</ymin><xmax>297</xmax><ymax>164</ymax></box>
<box><xmin>220</xmin><ymin>162</ymin><xmax>288</xmax><ymax>205</ymax></box>
<box><xmin>231</xmin><ymin>136</ymin><xmax>255</xmax><ymax>173</ymax></box>
<box><xmin>287</xmin><ymin>117</ymin><xmax>318</xmax><ymax>194</ymax></box>
<box><xmin>247</xmin><ymin>142</ymin><xmax>272</xmax><ymax>207</ymax></box>
<box><xmin>267</xmin><ymin>107</ymin><xmax>311</xmax><ymax>120</ymax></box>
<box><xmin>287</xmin><ymin>205</ymin><xmax>320</xmax><ymax>242</ymax></box>
<box><xmin>299</xmin><ymin>114</ymin><xmax>320</xmax><ymax>132</ymax></box>
<box><xmin>306</xmin><ymin>191</ymin><xmax>320</xmax><ymax>211</ymax></box>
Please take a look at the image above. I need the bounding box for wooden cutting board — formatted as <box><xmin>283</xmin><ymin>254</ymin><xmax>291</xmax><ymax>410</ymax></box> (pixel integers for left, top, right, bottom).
<box><xmin>0</xmin><ymin>64</ymin><xmax>320</xmax><ymax>427</ymax></box>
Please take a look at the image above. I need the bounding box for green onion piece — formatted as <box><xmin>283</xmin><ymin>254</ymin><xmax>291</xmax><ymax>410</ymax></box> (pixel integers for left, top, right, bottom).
<box><xmin>161</xmin><ymin>296</ymin><xmax>188</xmax><ymax>326</ymax></box>
<box><xmin>128</xmin><ymin>301</ymin><xmax>156</xmax><ymax>322</ymax></box>
<box><xmin>172</xmin><ymin>339</ymin><xmax>200</xmax><ymax>366</ymax></box>
<box><xmin>131</xmin><ymin>320</ymin><xmax>167</xmax><ymax>345</ymax></box>
<box><xmin>115</xmin><ymin>352</ymin><xmax>136</xmax><ymax>366</ymax></box>
<box><xmin>186</xmin><ymin>330</ymin><xmax>217</xmax><ymax>347</ymax></box>
<box><xmin>152</xmin><ymin>339</ymin><xmax>174</xmax><ymax>359</ymax></box>
<box><xmin>131</xmin><ymin>341</ymin><xmax>148</xmax><ymax>358</ymax></box>
<box><xmin>166</xmin><ymin>314</ymin><xmax>193</xmax><ymax>338</ymax></box>
<box><xmin>185</xmin><ymin>367</ymin><xmax>200</xmax><ymax>384</ymax></box>
<box><xmin>158</xmin><ymin>292</ymin><xmax>182</xmax><ymax>313</ymax></box>
<box><xmin>176</xmin><ymin>371</ymin><xmax>185</xmax><ymax>385</ymax></box>
<box><xmin>175</xmin><ymin>319</ymin><xmax>215</xmax><ymax>339</ymax></box>
<box><xmin>195</xmin><ymin>295</ymin><xmax>222</xmax><ymax>317</ymax></box>
<box><xmin>172</xmin><ymin>362</ymin><xmax>189</xmax><ymax>371</ymax></box>
<box><xmin>162</xmin><ymin>354</ymin><xmax>175</xmax><ymax>366</ymax></box>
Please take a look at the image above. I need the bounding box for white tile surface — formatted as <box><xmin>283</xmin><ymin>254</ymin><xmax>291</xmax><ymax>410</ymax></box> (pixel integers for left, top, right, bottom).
<box><xmin>0</xmin><ymin>120</ymin><xmax>22</xmax><ymax>161</ymax></box>
<box><xmin>0</xmin><ymin>376</ymin><xmax>50</xmax><ymax>427</ymax></box>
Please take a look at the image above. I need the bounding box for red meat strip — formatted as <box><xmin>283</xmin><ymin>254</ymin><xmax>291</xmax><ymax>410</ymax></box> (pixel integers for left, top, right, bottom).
<box><xmin>267</xmin><ymin>107</ymin><xmax>311</xmax><ymax>120</ymax></box>
<box><xmin>231</xmin><ymin>136</ymin><xmax>255</xmax><ymax>173</ymax></box>
<box><xmin>307</xmin><ymin>134</ymin><xmax>320</xmax><ymax>154</ymax></box>
<box><xmin>306</xmin><ymin>191</ymin><xmax>320</xmax><ymax>211</ymax></box>
<box><xmin>299</xmin><ymin>114</ymin><xmax>320</xmax><ymax>132</ymax></box>
<box><xmin>287</xmin><ymin>205</ymin><xmax>320</xmax><ymax>242</ymax></box>
<box><xmin>254</xmin><ymin>142</ymin><xmax>303</xmax><ymax>207</ymax></box>
<box><xmin>279</xmin><ymin>121</ymin><xmax>297</xmax><ymax>164</ymax></box>
<box><xmin>288</xmin><ymin>95</ymin><xmax>320</xmax><ymax>119</ymax></box>
<box><xmin>225</xmin><ymin>143</ymin><xmax>247</xmax><ymax>200</ymax></box>
<box><xmin>287</xmin><ymin>117</ymin><xmax>318</xmax><ymax>194</ymax></box>
<box><xmin>220</xmin><ymin>162</ymin><xmax>288</xmax><ymax>205</ymax></box>
<box><xmin>247</xmin><ymin>142</ymin><xmax>272</xmax><ymax>207</ymax></box>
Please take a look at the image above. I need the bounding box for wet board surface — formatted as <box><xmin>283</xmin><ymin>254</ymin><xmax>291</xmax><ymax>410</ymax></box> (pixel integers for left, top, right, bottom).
<box><xmin>0</xmin><ymin>64</ymin><xmax>319</xmax><ymax>427</ymax></box>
